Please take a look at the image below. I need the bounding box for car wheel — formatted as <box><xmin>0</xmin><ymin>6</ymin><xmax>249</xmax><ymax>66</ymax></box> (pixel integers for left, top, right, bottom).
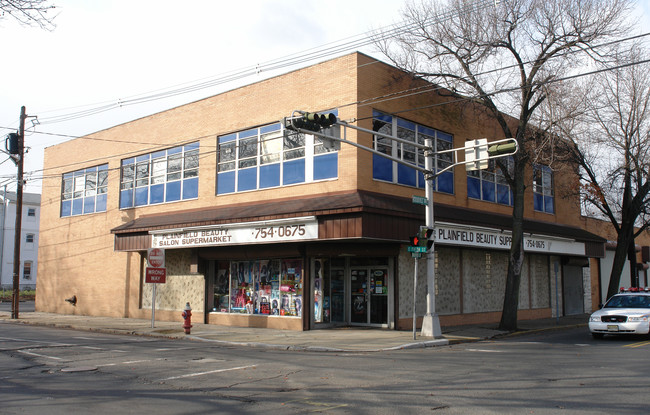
<box><xmin>591</xmin><ymin>332</ymin><xmax>604</xmax><ymax>339</ymax></box>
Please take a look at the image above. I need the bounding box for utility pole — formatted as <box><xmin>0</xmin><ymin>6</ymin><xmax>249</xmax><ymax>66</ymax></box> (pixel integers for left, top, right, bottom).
<box><xmin>11</xmin><ymin>106</ymin><xmax>26</xmax><ymax>319</ymax></box>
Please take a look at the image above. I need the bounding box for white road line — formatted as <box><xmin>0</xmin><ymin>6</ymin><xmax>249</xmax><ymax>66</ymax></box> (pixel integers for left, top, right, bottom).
<box><xmin>96</xmin><ymin>358</ymin><xmax>165</xmax><ymax>367</ymax></box>
<box><xmin>466</xmin><ymin>349</ymin><xmax>505</xmax><ymax>353</ymax></box>
<box><xmin>0</xmin><ymin>336</ymin><xmax>72</xmax><ymax>347</ymax></box>
<box><xmin>161</xmin><ymin>364</ymin><xmax>257</xmax><ymax>381</ymax></box>
<box><xmin>17</xmin><ymin>350</ymin><xmax>63</xmax><ymax>360</ymax></box>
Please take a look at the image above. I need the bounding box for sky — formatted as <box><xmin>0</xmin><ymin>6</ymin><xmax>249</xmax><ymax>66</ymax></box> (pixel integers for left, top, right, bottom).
<box><xmin>0</xmin><ymin>0</ymin><xmax>406</xmax><ymax>193</ymax></box>
<box><xmin>1</xmin><ymin>0</ymin><xmax>649</xmax><ymax>195</ymax></box>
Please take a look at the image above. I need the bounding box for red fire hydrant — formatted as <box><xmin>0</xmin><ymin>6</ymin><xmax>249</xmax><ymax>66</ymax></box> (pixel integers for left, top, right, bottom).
<box><xmin>181</xmin><ymin>302</ymin><xmax>192</xmax><ymax>334</ymax></box>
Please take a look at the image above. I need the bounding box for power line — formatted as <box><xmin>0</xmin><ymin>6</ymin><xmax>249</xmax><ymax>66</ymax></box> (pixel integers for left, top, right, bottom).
<box><xmin>34</xmin><ymin>0</ymin><xmax>494</xmax><ymax>126</ymax></box>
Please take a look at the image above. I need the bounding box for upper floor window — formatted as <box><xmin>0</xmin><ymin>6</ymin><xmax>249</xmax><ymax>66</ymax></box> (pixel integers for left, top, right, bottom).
<box><xmin>217</xmin><ymin>116</ymin><xmax>339</xmax><ymax>195</ymax></box>
<box><xmin>371</xmin><ymin>110</ymin><xmax>453</xmax><ymax>194</ymax></box>
<box><xmin>533</xmin><ymin>164</ymin><xmax>554</xmax><ymax>214</ymax></box>
<box><xmin>61</xmin><ymin>164</ymin><xmax>108</xmax><ymax>217</ymax></box>
<box><xmin>27</xmin><ymin>208</ymin><xmax>36</xmax><ymax>217</ymax></box>
<box><xmin>26</xmin><ymin>233</ymin><xmax>34</xmax><ymax>243</ymax></box>
<box><xmin>468</xmin><ymin>157</ymin><xmax>514</xmax><ymax>206</ymax></box>
<box><xmin>120</xmin><ymin>142</ymin><xmax>199</xmax><ymax>209</ymax></box>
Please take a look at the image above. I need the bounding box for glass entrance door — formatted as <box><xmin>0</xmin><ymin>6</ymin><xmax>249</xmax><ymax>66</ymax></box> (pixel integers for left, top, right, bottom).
<box><xmin>350</xmin><ymin>267</ymin><xmax>388</xmax><ymax>326</ymax></box>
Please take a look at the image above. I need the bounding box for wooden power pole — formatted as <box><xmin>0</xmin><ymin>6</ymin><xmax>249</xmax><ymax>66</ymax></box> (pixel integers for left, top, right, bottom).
<box><xmin>11</xmin><ymin>106</ymin><xmax>26</xmax><ymax>319</ymax></box>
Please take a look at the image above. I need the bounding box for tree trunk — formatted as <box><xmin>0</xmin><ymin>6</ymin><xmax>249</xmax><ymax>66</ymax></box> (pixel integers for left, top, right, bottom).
<box><xmin>498</xmin><ymin>159</ymin><xmax>526</xmax><ymax>331</ymax></box>
<box><xmin>606</xmin><ymin>224</ymin><xmax>634</xmax><ymax>299</ymax></box>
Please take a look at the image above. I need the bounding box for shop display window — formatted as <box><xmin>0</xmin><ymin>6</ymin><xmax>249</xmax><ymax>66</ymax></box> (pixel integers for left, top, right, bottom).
<box><xmin>212</xmin><ymin>259</ymin><xmax>303</xmax><ymax>317</ymax></box>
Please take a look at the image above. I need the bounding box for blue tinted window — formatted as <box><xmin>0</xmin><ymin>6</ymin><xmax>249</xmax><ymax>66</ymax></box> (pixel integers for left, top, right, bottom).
<box><xmin>217</xmin><ymin>171</ymin><xmax>236</xmax><ymax>194</ymax></box>
<box><xmin>150</xmin><ymin>184</ymin><xmax>165</xmax><ymax>204</ymax></box>
<box><xmin>283</xmin><ymin>159</ymin><xmax>305</xmax><ymax>185</ymax></box>
<box><xmin>467</xmin><ymin>177</ymin><xmax>481</xmax><ymax>199</ymax></box>
<box><xmin>96</xmin><ymin>194</ymin><xmax>107</xmax><ymax>212</ymax></box>
<box><xmin>238</xmin><ymin>168</ymin><xmax>257</xmax><ymax>191</ymax></box>
<box><xmin>260</xmin><ymin>164</ymin><xmax>281</xmax><ymax>188</ymax></box>
<box><xmin>437</xmin><ymin>172</ymin><xmax>454</xmax><ymax>194</ymax></box>
<box><xmin>373</xmin><ymin>154</ymin><xmax>393</xmax><ymax>182</ymax></box>
<box><xmin>61</xmin><ymin>200</ymin><xmax>71</xmax><ymax>217</ymax></box>
<box><xmin>398</xmin><ymin>164</ymin><xmax>417</xmax><ymax>187</ymax></box>
<box><xmin>314</xmin><ymin>153</ymin><xmax>337</xmax><ymax>180</ymax></box>
<box><xmin>120</xmin><ymin>189</ymin><xmax>133</xmax><ymax>209</ymax></box>
<box><xmin>166</xmin><ymin>181</ymin><xmax>181</xmax><ymax>202</ymax></box>
<box><xmin>83</xmin><ymin>196</ymin><xmax>95</xmax><ymax>214</ymax></box>
<box><xmin>72</xmin><ymin>198</ymin><xmax>83</xmax><ymax>215</ymax></box>
<box><xmin>183</xmin><ymin>177</ymin><xmax>199</xmax><ymax>199</ymax></box>
<box><xmin>135</xmin><ymin>187</ymin><xmax>149</xmax><ymax>206</ymax></box>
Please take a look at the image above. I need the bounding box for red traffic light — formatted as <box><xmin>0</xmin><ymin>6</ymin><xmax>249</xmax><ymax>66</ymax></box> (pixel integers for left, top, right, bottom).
<box><xmin>410</xmin><ymin>235</ymin><xmax>420</xmax><ymax>246</ymax></box>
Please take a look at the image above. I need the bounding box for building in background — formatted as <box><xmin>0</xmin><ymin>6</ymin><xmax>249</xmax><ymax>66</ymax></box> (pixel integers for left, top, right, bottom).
<box><xmin>37</xmin><ymin>53</ymin><xmax>607</xmax><ymax>331</ymax></box>
<box><xmin>0</xmin><ymin>191</ymin><xmax>40</xmax><ymax>291</ymax></box>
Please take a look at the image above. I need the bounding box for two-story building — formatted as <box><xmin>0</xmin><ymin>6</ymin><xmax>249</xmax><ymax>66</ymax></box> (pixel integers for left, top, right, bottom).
<box><xmin>36</xmin><ymin>53</ymin><xmax>605</xmax><ymax>331</ymax></box>
<box><xmin>0</xmin><ymin>191</ymin><xmax>40</xmax><ymax>291</ymax></box>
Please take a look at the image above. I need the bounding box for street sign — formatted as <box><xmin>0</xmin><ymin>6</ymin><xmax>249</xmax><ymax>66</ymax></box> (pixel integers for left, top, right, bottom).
<box><xmin>407</xmin><ymin>246</ymin><xmax>427</xmax><ymax>253</ymax></box>
<box><xmin>147</xmin><ymin>248</ymin><xmax>165</xmax><ymax>268</ymax></box>
<box><xmin>412</xmin><ymin>195</ymin><xmax>428</xmax><ymax>205</ymax></box>
<box><xmin>411</xmin><ymin>252</ymin><xmax>422</xmax><ymax>258</ymax></box>
<box><xmin>145</xmin><ymin>267</ymin><xmax>166</xmax><ymax>283</ymax></box>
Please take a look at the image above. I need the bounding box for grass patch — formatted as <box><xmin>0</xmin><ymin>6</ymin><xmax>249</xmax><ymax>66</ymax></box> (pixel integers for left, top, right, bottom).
<box><xmin>0</xmin><ymin>289</ymin><xmax>35</xmax><ymax>301</ymax></box>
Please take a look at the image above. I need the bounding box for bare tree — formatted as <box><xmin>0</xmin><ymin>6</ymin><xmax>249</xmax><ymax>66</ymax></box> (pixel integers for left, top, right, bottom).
<box><xmin>1</xmin><ymin>0</ymin><xmax>56</xmax><ymax>30</ymax></box>
<box><xmin>564</xmin><ymin>45</ymin><xmax>650</xmax><ymax>299</ymax></box>
<box><xmin>376</xmin><ymin>0</ymin><xmax>633</xmax><ymax>330</ymax></box>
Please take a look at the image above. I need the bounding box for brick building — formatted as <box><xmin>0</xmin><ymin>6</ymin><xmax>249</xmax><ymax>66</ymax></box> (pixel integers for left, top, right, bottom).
<box><xmin>36</xmin><ymin>53</ymin><xmax>607</xmax><ymax>331</ymax></box>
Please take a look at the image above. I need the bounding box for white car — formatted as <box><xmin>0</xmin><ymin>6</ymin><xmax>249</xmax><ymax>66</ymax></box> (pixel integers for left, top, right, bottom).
<box><xmin>589</xmin><ymin>289</ymin><xmax>650</xmax><ymax>338</ymax></box>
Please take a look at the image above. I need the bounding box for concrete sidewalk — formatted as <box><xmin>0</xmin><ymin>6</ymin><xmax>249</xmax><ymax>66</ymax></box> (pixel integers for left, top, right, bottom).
<box><xmin>0</xmin><ymin>304</ymin><xmax>589</xmax><ymax>352</ymax></box>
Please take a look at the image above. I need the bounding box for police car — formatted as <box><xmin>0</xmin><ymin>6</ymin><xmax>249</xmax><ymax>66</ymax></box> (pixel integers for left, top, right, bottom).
<box><xmin>589</xmin><ymin>288</ymin><xmax>650</xmax><ymax>338</ymax></box>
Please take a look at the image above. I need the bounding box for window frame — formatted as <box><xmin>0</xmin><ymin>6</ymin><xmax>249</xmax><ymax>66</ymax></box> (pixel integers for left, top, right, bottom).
<box><xmin>119</xmin><ymin>142</ymin><xmax>200</xmax><ymax>209</ymax></box>
<box><xmin>467</xmin><ymin>157</ymin><xmax>514</xmax><ymax>206</ymax></box>
<box><xmin>61</xmin><ymin>164</ymin><xmax>109</xmax><ymax>217</ymax></box>
<box><xmin>216</xmin><ymin>116</ymin><xmax>339</xmax><ymax>195</ymax></box>
<box><xmin>23</xmin><ymin>261</ymin><xmax>32</xmax><ymax>280</ymax></box>
<box><xmin>533</xmin><ymin>164</ymin><xmax>555</xmax><ymax>214</ymax></box>
<box><xmin>371</xmin><ymin>110</ymin><xmax>454</xmax><ymax>194</ymax></box>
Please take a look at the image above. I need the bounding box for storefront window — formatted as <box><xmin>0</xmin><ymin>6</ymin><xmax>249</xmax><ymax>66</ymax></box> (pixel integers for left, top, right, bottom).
<box><xmin>212</xmin><ymin>259</ymin><xmax>303</xmax><ymax>317</ymax></box>
<box><xmin>314</xmin><ymin>258</ymin><xmax>345</xmax><ymax>324</ymax></box>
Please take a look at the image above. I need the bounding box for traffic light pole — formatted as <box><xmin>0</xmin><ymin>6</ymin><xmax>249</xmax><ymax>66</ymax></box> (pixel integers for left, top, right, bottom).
<box><xmin>285</xmin><ymin>111</ymin><xmax>517</xmax><ymax>339</ymax></box>
<box><xmin>11</xmin><ymin>106</ymin><xmax>26</xmax><ymax>320</ymax></box>
<box><xmin>421</xmin><ymin>140</ymin><xmax>442</xmax><ymax>338</ymax></box>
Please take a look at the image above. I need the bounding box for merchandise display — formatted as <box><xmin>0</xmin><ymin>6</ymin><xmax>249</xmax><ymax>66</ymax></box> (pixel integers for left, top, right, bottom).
<box><xmin>212</xmin><ymin>259</ymin><xmax>302</xmax><ymax>317</ymax></box>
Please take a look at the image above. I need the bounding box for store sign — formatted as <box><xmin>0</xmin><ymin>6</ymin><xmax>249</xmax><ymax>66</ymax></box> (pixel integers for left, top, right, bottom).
<box><xmin>151</xmin><ymin>217</ymin><xmax>318</xmax><ymax>249</ymax></box>
<box><xmin>434</xmin><ymin>223</ymin><xmax>585</xmax><ymax>256</ymax></box>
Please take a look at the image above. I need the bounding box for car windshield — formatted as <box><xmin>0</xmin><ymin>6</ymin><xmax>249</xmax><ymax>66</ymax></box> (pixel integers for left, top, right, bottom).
<box><xmin>604</xmin><ymin>295</ymin><xmax>650</xmax><ymax>309</ymax></box>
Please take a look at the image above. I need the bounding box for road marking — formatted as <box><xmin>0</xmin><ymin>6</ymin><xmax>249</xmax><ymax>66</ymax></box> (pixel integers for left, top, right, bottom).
<box><xmin>466</xmin><ymin>348</ymin><xmax>504</xmax><ymax>353</ymax></box>
<box><xmin>623</xmin><ymin>340</ymin><xmax>650</xmax><ymax>348</ymax></box>
<box><xmin>97</xmin><ymin>358</ymin><xmax>166</xmax><ymax>367</ymax></box>
<box><xmin>17</xmin><ymin>350</ymin><xmax>63</xmax><ymax>360</ymax></box>
<box><xmin>160</xmin><ymin>364</ymin><xmax>257</xmax><ymax>381</ymax></box>
<box><xmin>0</xmin><ymin>336</ymin><xmax>72</xmax><ymax>347</ymax></box>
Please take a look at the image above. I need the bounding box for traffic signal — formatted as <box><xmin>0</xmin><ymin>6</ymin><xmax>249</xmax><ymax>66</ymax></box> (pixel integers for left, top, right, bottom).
<box><xmin>419</xmin><ymin>226</ymin><xmax>434</xmax><ymax>249</ymax></box>
<box><xmin>289</xmin><ymin>112</ymin><xmax>338</xmax><ymax>132</ymax></box>
<box><xmin>5</xmin><ymin>133</ymin><xmax>19</xmax><ymax>155</ymax></box>
<box><xmin>488</xmin><ymin>142</ymin><xmax>517</xmax><ymax>156</ymax></box>
<box><xmin>409</xmin><ymin>235</ymin><xmax>420</xmax><ymax>247</ymax></box>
